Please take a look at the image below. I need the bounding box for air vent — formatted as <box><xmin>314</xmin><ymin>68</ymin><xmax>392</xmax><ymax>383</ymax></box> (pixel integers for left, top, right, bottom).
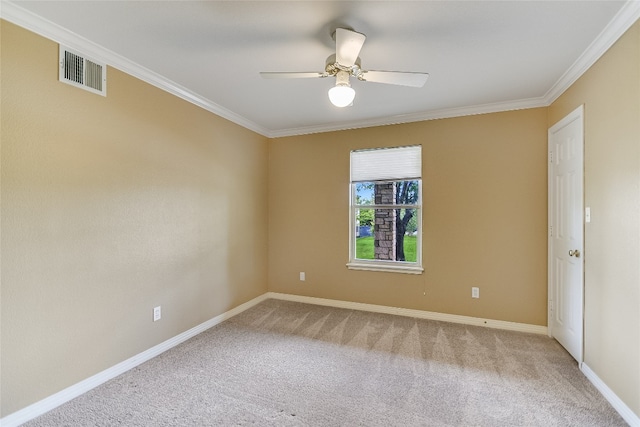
<box><xmin>59</xmin><ymin>46</ymin><xmax>107</xmax><ymax>96</ymax></box>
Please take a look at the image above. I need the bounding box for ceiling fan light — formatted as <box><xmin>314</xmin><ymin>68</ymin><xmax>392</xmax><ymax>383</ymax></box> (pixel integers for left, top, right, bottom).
<box><xmin>328</xmin><ymin>83</ymin><xmax>355</xmax><ymax>107</ymax></box>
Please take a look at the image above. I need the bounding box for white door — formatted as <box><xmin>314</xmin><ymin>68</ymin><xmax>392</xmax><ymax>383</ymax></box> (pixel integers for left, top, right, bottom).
<box><xmin>548</xmin><ymin>105</ymin><xmax>584</xmax><ymax>363</ymax></box>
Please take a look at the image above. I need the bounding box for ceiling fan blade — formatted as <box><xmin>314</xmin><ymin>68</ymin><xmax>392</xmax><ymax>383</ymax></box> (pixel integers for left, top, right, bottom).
<box><xmin>335</xmin><ymin>28</ymin><xmax>366</xmax><ymax>67</ymax></box>
<box><xmin>260</xmin><ymin>72</ymin><xmax>326</xmax><ymax>79</ymax></box>
<box><xmin>360</xmin><ymin>71</ymin><xmax>429</xmax><ymax>87</ymax></box>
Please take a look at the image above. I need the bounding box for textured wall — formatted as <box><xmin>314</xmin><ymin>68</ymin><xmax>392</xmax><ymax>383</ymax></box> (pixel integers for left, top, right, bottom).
<box><xmin>268</xmin><ymin>108</ymin><xmax>548</xmax><ymax>326</ymax></box>
<box><xmin>1</xmin><ymin>21</ymin><xmax>268</xmax><ymax>416</ymax></box>
<box><xmin>549</xmin><ymin>21</ymin><xmax>640</xmax><ymax>419</ymax></box>
<box><xmin>4</xmin><ymin>12</ymin><xmax>638</xmax><ymax>423</ymax></box>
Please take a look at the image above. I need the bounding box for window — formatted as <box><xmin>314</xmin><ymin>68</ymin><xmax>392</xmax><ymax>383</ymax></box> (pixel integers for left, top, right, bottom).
<box><xmin>348</xmin><ymin>146</ymin><xmax>423</xmax><ymax>274</ymax></box>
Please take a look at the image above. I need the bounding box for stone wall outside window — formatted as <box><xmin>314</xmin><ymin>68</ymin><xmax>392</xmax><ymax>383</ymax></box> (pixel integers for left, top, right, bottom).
<box><xmin>374</xmin><ymin>183</ymin><xmax>396</xmax><ymax>260</ymax></box>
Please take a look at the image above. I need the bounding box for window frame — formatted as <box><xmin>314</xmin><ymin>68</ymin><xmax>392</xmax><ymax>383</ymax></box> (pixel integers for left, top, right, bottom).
<box><xmin>347</xmin><ymin>154</ymin><xmax>424</xmax><ymax>274</ymax></box>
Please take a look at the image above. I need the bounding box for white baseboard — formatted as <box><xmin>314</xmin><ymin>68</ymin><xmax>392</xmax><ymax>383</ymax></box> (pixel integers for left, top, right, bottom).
<box><xmin>266</xmin><ymin>292</ymin><xmax>548</xmax><ymax>335</ymax></box>
<box><xmin>9</xmin><ymin>292</ymin><xmax>637</xmax><ymax>427</ymax></box>
<box><xmin>271</xmin><ymin>292</ymin><xmax>640</xmax><ymax>425</ymax></box>
<box><xmin>0</xmin><ymin>293</ymin><xmax>269</xmax><ymax>427</ymax></box>
<box><xmin>581</xmin><ymin>363</ymin><xmax>640</xmax><ymax>427</ymax></box>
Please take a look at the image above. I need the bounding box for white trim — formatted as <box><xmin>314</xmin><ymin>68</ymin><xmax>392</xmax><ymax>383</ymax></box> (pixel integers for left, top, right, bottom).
<box><xmin>7</xmin><ymin>292</ymin><xmax>638</xmax><ymax>427</ymax></box>
<box><xmin>2</xmin><ymin>1</ymin><xmax>638</xmax><ymax>138</ymax></box>
<box><xmin>547</xmin><ymin>137</ymin><xmax>554</xmax><ymax>340</ymax></box>
<box><xmin>268</xmin><ymin>97</ymin><xmax>548</xmax><ymax>138</ymax></box>
<box><xmin>544</xmin><ymin>0</ymin><xmax>640</xmax><ymax>105</ymax></box>
<box><xmin>346</xmin><ymin>262</ymin><xmax>423</xmax><ymax>274</ymax></box>
<box><xmin>266</xmin><ymin>292</ymin><xmax>547</xmax><ymax>335</ymax></box>
<box><xmin>581</xmin><ymin>363</ymin><xmax>640</xmax><ymax>427</ymax></box>
<box><xmin>0</xmin><ymin>293</ymin><xmax>269</xmax><ymax>427</ymax></box>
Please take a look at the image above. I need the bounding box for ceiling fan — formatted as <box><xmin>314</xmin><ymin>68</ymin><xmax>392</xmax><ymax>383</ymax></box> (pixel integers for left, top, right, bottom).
<box><xmin>260</xmin><ymin>28</ymin><xmax>429</xmax><ymax>107</ymax></box>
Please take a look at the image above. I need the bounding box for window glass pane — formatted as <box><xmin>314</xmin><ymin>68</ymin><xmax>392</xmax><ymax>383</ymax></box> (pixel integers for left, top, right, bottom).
<box><xmin>354</xmin><ymin>208</ymin><xmax>418</xmax><ymax>263</ymax></box>
<box><xmin>399</xmin><ymin>208</ymin><xmax>418</xmax><ymax>263</ymax></box>
<box><xmin>355</xmin><ymin>208</ymin><xmax>374</xmax><ymax>229</ymax></box>
<box><xmin>355</xmin><ymin>234</ymin><xmax>374</xmax><ymax>260</ymax></box>
<box><xmin>355</xmin><ymin>182</ymin><xmax>375</xmax><ymax>205</ymax></box>
<box><xmin>394</xmin><ymin>180</ymin><xmax>420</xmax><ymax>206</ymax></box>
<box><xmin>356</xmin><ymin>181</ymin><xmax>420</xmax><ymax>206</ymax></box>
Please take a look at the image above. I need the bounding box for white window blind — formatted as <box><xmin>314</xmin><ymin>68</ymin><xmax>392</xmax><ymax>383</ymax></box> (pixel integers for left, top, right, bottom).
<box><xmin>350</xmin><ymin>145</ymin><xmax>421</xmax><ymax>182</ymax></box>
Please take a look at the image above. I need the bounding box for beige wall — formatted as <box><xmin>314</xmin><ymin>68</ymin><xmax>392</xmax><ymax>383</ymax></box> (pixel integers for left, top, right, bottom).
<box><xmin>268</xmin><ymin>108</ymin><xmax>549</xmax><ymax>326</ymax></box>
<box><xmin>1</xmin><ymin>21</ymin><xmax>268</xmax><ymax>416</ymax></box>
<box><xmin>549</xmin><ymin>21</ymin><xmax>640</xmax><ymax>417</ymax></box>
<box><xmin>3</xmin><ymin>12</ymin><xmax>639</xmax><ymax>423</ymax></box>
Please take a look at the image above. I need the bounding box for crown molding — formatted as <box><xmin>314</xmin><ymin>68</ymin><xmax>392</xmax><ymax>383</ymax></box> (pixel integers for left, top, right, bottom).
<box><xmin>0</xmin><ymin>1</ymin><xmax>272</xmax><ymax>137</ymax></box>
<box><xmin>544</xmin><ymin>0</ymin><xmax>640</xmax><ymax>104</ymax></box>
<box><xmin>267</xmin><ymin>96</ymin><xmax>548</xmax><ymax>137</ymax></box>
<box><xmin>3</xmin><ymin>0</ymin><xmax>638</xmax><ymax>139</ymax></box>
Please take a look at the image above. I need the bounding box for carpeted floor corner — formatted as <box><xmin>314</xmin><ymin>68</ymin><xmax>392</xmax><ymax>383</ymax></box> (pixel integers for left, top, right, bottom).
<box><xmin>24</xmin><ymin>299</ymin><xmax>627</xmax><ymax>426</ymax></box>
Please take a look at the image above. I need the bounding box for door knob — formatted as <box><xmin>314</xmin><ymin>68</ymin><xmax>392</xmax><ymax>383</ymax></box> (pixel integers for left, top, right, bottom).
<box><xmin>568</xmin><ymin>249</ymin><xmax>581</xmax><ymax>258</ymax></box>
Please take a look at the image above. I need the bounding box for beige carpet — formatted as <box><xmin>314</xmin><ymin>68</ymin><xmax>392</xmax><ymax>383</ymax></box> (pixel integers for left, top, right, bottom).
<box><xmin>25</xmin><ymin>299</ymin><xmax>626</xmax><ymax>426</ymax></box>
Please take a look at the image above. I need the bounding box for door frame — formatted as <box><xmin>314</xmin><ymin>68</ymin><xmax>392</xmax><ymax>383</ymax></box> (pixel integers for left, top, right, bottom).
<box><xmin>547</xmin><ymin>104</ymin><xmax>585</xmax><ymax>364</ymax></box>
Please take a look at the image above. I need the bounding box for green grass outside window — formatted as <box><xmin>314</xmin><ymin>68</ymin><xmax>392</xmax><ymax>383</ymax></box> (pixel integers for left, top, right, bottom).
<box><xmin>355</xmin><ymin>236</ymin><xmax>417</xmax><ymax>262</ymax></box>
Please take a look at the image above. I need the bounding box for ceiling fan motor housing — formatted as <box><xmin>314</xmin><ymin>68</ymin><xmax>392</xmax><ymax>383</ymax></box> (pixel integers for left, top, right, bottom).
<box><xmin>260</xmin><ymin>27</ymin><xmax>428</xmax><ymax>95</ymax></box>
<box><xmin>325</xmin><ymin>54</ymin><xmax>362</xmax><ymax>78</ymax></box>
<box><xmin>335</xmin><ymin>70</ymin><xmax>351</xmax><ymax>86</ymax></box>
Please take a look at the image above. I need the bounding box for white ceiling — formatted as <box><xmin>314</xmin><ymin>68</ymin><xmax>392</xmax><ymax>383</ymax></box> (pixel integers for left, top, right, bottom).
<box><xmin>3</xmin><ymin>1</ymin><xmax>638</xmax><ymax>137</ymax></box>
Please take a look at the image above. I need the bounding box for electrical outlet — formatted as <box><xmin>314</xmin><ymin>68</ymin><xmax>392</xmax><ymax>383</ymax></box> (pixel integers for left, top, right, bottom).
<box><xmin>299</xmin><ymin>272</ymin><xmax>306</xmax><ymax>281</ymax></box>
<box><xmin>471</xmin><ymin>287</ymin><xmax>480</xmax><ymax>299</ymax></box>
<box><xmin>153</xmin><ymin>306</ymin><xmax>161</xmax><ymax>322</ymax></box>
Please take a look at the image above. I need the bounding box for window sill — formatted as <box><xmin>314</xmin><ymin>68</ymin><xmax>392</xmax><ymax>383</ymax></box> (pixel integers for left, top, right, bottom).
<box><xmin>346</xmin><ymin>262</ymin><xmax>424</xmax><ymax>274</ymax></box>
